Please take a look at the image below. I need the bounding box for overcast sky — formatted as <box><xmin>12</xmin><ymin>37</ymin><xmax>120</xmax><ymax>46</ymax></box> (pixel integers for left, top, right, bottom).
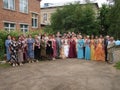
<box><xmin>41</xmin><ymin>0</ymin><xmax>108</xmax><ymax>7</ymax></box>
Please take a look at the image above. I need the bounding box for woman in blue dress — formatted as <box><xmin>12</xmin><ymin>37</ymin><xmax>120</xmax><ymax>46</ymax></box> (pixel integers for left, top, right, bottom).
<box><xmin>27</xmin><ymin>35</ymin><xmax>35</xmax><ymax>63</ymax></box>
<box><xmin>5</xmin><ymin>35</ymin><xmax>11</xmax><ymax>62</ymax></box>
<box><xmin>85</xmin><ymin>35</ymin><xmax>91</xmax><ymax>60</ymax></box>
<box><xmin>77</xmin><ymin>35</ymin><xmax>84</xmax><ymax>59</ymax></box>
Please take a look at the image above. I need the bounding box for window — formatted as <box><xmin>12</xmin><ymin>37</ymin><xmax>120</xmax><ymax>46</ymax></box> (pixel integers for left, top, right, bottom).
<box><xmin>19</xmin><ymin>0</ymin><xmax>28</xmax><ymax>13</ymax></box>
<box><xmin>4</xmin><ymin>22</ymin><xmax>16</xmax><ymax>32</ymax></box>
<box><xmin>20</xmin><ymin>24</ymin><xmax>29</xmax><ymax>33</ymax></box>
<box><xmin>43</xmin><ymin>13</ymin><xmax>47</xmax><ymax>23</ymax></box>
<box><xmin>3</xmin><ymin>0</ymin><xmax>15</xmax><ymax>10</ymax></box>
<box><xmin>32</xmin><ymin>13</ymin><xmax>38</xmax><ymax>28</ymax></box>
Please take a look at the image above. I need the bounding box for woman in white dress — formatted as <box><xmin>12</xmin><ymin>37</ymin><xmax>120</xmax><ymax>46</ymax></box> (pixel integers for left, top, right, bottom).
<box><xmin>64</xmin><ymin>36</ymin><xmax>69</xmax><ymax>58</ymax></box>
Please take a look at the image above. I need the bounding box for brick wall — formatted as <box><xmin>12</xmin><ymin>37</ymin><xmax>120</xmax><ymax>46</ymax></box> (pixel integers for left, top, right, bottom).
<box><xmin>0</xmin><ymin>0</ymin><xmax>41</xmax><ymax>31</ymax></box>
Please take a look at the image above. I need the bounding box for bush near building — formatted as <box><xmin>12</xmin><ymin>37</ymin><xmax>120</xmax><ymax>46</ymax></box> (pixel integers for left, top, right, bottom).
<box><xmin>0</xmin><ymin>30</ymin><xmax>42</xmax><ymax>61</ymax></box>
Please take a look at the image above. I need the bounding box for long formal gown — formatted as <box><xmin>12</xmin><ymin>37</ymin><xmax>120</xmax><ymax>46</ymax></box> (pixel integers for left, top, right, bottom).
<box><xmin>34</xmin><ymin>39</ymin><xmax>41</xmax><ymax>60</ymax></box>
<box><xmin>5</xmin><ymin>39</ymin><xmax>11</xmax><ymax>61</ymax></box>
<box><xmin>52</xmin><ymin>39</ymin><xmax>57</xmax><ymax>58</ymax></box>
<box><xmin>77</xmin><ymin>39</ymin><xmax>84</xmax><ymax>59</ymax></box>
<box><xmin>95</xmin><ymin>39</ymin><xmax>105</xmax><ymax>61</ymax></box>
<box><xmin>17</xmin><ymin>40</ymin><xmax>24</xmax><ymax>63</ymax></box>
<box><xmin>64</xmin><ymin>39</ymin><xmax>69</xmax><ymax>57</ymax></box>
<box><xmin>22</xmin><ymin>38</ymin><xmax>28</xmax><ymax>62</ymax></box>
<box><xmin>40</xmin><ymin>40</ymin><xmax>46</xmax><ymax>59</ymax></box>
<box><xmin>46</xmin><ymin>40</ymin><xmax>53</xmax><ymax>59</ymax></box>
<box><xmin>27</xmin><ymin>38</ymin><xmax>35</xmax><ymax>59</ymax></box>
<box><xmin>60</xmin><ymin>39</ymin><xmax>66</xmax><ymax>59</ymax></box>
<box><xmin>56</xmin><ymin>37</ymin><xmax>62</xmax><ymax>58</ymax></box>
<box><xmin>85</xmin><ymin>39</ymin><xmax>90</xmax><ymax>60</ymax></box>
<box><xmin>10</xmin><ymin>40</ymin><xmax>18</xmax><ymax>64</ymax></box>
<box><xmin>90</xmin><ymin>39</ymin><xmax>95</xmax><ymax>60</ymax></box>
<box><xmin>68</xmin><ymin>40</ymin><xmax>77</xmax><ymax>58</ymax></box>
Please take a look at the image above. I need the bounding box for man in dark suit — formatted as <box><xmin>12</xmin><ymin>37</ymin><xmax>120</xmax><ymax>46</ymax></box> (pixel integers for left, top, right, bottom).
<box><xmin>104</xmin><ymin>35</ymin><xmax>110</xmax><ymax>62</ymax></box>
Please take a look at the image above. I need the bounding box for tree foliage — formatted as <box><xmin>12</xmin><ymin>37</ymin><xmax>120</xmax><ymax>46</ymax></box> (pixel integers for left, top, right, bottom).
<box><xmin>108</xmin><ymin>0</ymin><xmax>120</xmax><ymax>39</ymax></box>
<box><xmin>45</xmin><ymin>1</ymin><xmax>120</xmax><ymax>39</ymax></box>
<box><xmin>98</xmin><ymin>5</ymin><xmax>110</xmax><ymax>35</ymax></box>
<box><xmin>50</xmin><ymin>3</ymin><xmax>98</xmax><ymax>35</ymax></box>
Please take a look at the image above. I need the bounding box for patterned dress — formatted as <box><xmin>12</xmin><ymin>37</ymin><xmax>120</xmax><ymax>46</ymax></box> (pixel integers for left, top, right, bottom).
<box><xmin>17</xmin><ymin>40</ymin><xmax>24</xmax><ymax>63</ymax></box>
<box><xmin>10</xmin><ymin>40</ymin><xmax>18</xmax><ymax>64</ymax></box>
<box><xmin>27</xmin><ymin>38</ymin><xmax>35</xmax><ymax>59</ymax></box>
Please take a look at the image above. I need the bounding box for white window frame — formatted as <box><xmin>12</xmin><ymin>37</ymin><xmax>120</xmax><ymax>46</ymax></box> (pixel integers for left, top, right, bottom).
<box><xmin>4</xmin><ymin>21</ymin><xmax>16</xmax><ymax>32</ymax></box>
<box><xmin>43</xmin><ymin>13</ymin><xmax>47</xmax><ymax>22</ymax></box>
<box><xmin>32</xmin><ymin>13</ymin><xmax>38</xmax><ymax>28</ymax></box>
<box><xmin>19</xmin><ymin>0</ymin><xmax>28</xmax><ymax>13</ymax></box>
<box><xmin>3</xmin><ymin>0</ymin><xmax>15</xmax><ymax>10</ymax></box>
<box><xmin>20</xmin><ymin>23</ymin><xmax>29</xmax><ymax>33</ymax></box>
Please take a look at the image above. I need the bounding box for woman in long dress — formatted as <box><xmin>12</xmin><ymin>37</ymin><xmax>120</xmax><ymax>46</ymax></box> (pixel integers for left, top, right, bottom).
<box><xmin>94</xmin><ymin>38</ymin><xmax>105</xmax><ymax>61</ymax></box>
<box><xmin>10</xmin><ymin>37</ymin><xmax>18</xmax><ymax>66</ymax></box>
<box><xmin>77</xmin><ymin>35</ymin><xmax>84</xmax><ymax>59</ymax></box>
<box><xmin>64</xmin><ymin>36</ymin><xmax>69</xmax><ymax>58</ymax></box>
<box><xmin>90</xmin><ymin>35</ymin><xmax>95</xmax><ymax>60</ymax></box>
<box><xmin>52</xmin><ymin>35</ymin><xmax>57</xmax><ymax>60</ymax></box>
<box><xmin>21</xmin><ymin>35</ymin><xmax>28</xmax><ymax>63</ymax></box>
<box><xmin>5</xmin><ymin>35</ymin><xmax>11</xmax><ymax>62</ymax></box>
<box><xmin>85</xmin><ymin>36</ymin><xmax>91</xmax><ymax>60</ymax></box>
<box><xmin>60</xmin><ymin>36</ymin><xmax>66</xmax><ymax>59</ymax></box>
<box><xmin>46</xmin><ymin>35</ymin><xmax>53</xmax><ymax>60</ymax></box>
<box><xmin>40</xmin><ymin>35</ymin><xmax>47</xmax><ymax>60</ymax></box>
<box><xmin>17</xmin><ymin>36</ymin><xmax>24</xmax><ymax>65</ymax></box>
<box><xmin>68</xmin><ymin>36</ymin><xmax>77</xmax><ymax>58</ymax></box>
<box><xmin>27</xmin><ymin>35</ymin><xmax>35</xmax><ymax>62</ymax></box>
<box><xmin>34</xmin><ymin>35</ymin><xmax>40</xmax><ymax>61</ymax></box>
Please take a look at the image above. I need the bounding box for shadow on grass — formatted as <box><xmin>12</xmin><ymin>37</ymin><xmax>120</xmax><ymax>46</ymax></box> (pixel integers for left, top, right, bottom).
<box><xmin>0</xmin><ymin>63</ymin><xmax>11</xmax><ymax>69</ymax></box>
<box><xmin>114</xmin><ymin>61</ymin><xmax>120</xmax><ymax>70</ymax></box>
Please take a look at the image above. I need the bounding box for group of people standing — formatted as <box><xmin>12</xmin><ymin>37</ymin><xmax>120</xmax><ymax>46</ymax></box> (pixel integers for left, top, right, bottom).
<box><xmin>5</xmin><ymin>31</ymin><xmax>116</xmax><ymax>66</ymax></box>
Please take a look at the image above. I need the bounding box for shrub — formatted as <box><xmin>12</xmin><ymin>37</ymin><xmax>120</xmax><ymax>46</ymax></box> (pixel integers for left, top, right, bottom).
<box><xmin>114</xmin><ymin>61</ymin><xmax>120</xmax><ymax>70</ymax></box>
<box><xmin>0</xmin><ymin>30</ymin><xmax>42</xmax><ymax>61</ymax></box>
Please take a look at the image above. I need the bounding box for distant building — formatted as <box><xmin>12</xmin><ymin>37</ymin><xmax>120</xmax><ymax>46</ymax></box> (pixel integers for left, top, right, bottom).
<box><xmin>0</xmin><ymin>0</ymin><xmax>42</xmax><ymax>33</ymax></box>
<box><xmin>40</xmin><ymin>2</ymin><xmax>99</xmax><ymax>27</ymax></box>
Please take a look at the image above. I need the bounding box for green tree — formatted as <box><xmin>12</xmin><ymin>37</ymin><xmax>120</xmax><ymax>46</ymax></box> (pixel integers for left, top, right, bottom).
<box><xmin>98</xmin><ymin>5</ymin><xmax>110</xmax><ymax>35</ymax></box>
<box><xmin>50</xmin><ymin>3</ymin><xmax>98</xmax><ymax>35</ymax></box>
<box><xmin>108</xmin><ymin>0</ymin><xmax>120</xmax><ymax>39</ymax></box>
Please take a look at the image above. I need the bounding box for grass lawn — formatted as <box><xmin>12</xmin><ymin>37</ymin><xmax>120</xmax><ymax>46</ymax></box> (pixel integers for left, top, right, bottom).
<box><xmin>0</xmin><ymin>63</ymin><xmax>11</xmax><ymax>69</ymax></box>
<box><xmin>114</xmin><ymin>61</ymin><xmax>120</xmax><ymax>70</ymax></box>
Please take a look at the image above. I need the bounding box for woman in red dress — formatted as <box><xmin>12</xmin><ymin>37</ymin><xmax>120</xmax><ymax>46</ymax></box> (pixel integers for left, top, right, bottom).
<box><xmin>68</xmin><ymin>36</ymin><xmax>77</xmax><ymax>58</ymax></box>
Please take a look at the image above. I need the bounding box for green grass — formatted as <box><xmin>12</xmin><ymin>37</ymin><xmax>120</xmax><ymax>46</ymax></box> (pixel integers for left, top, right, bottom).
<box><xmin>0</xmin><ymin>63</ymin><xmax>11</xmax><ymax>68</ymax></box>
<box><xmin>114</xmin><ymin>61</ymin><xmax>120</xmax><ymax>70</ymax></box>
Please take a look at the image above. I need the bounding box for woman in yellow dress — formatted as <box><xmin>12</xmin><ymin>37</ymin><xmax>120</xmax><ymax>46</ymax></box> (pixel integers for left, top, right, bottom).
<box><xmin>94</xmin><ymin>38</ymin><xmax>105</xmax><ymax>61</ymax></box>
<box><xmin>90</xmin><ymin>35</ymin><xmax>95</xmax><ymax>60</ymax></box>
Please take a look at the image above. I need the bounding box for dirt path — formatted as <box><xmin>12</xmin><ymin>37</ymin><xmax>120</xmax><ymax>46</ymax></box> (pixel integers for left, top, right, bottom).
<box><xmin>0</xmin><ymin>59</ymin><xmax>120</xmax><ymax>90</ymax></box>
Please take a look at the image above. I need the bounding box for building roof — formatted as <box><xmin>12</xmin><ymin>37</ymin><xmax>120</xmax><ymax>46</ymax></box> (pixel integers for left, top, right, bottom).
<box><xmin>41</xmin><ymin>1</ymin><xmax>99</xmax><ymax>9</ymax></box>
